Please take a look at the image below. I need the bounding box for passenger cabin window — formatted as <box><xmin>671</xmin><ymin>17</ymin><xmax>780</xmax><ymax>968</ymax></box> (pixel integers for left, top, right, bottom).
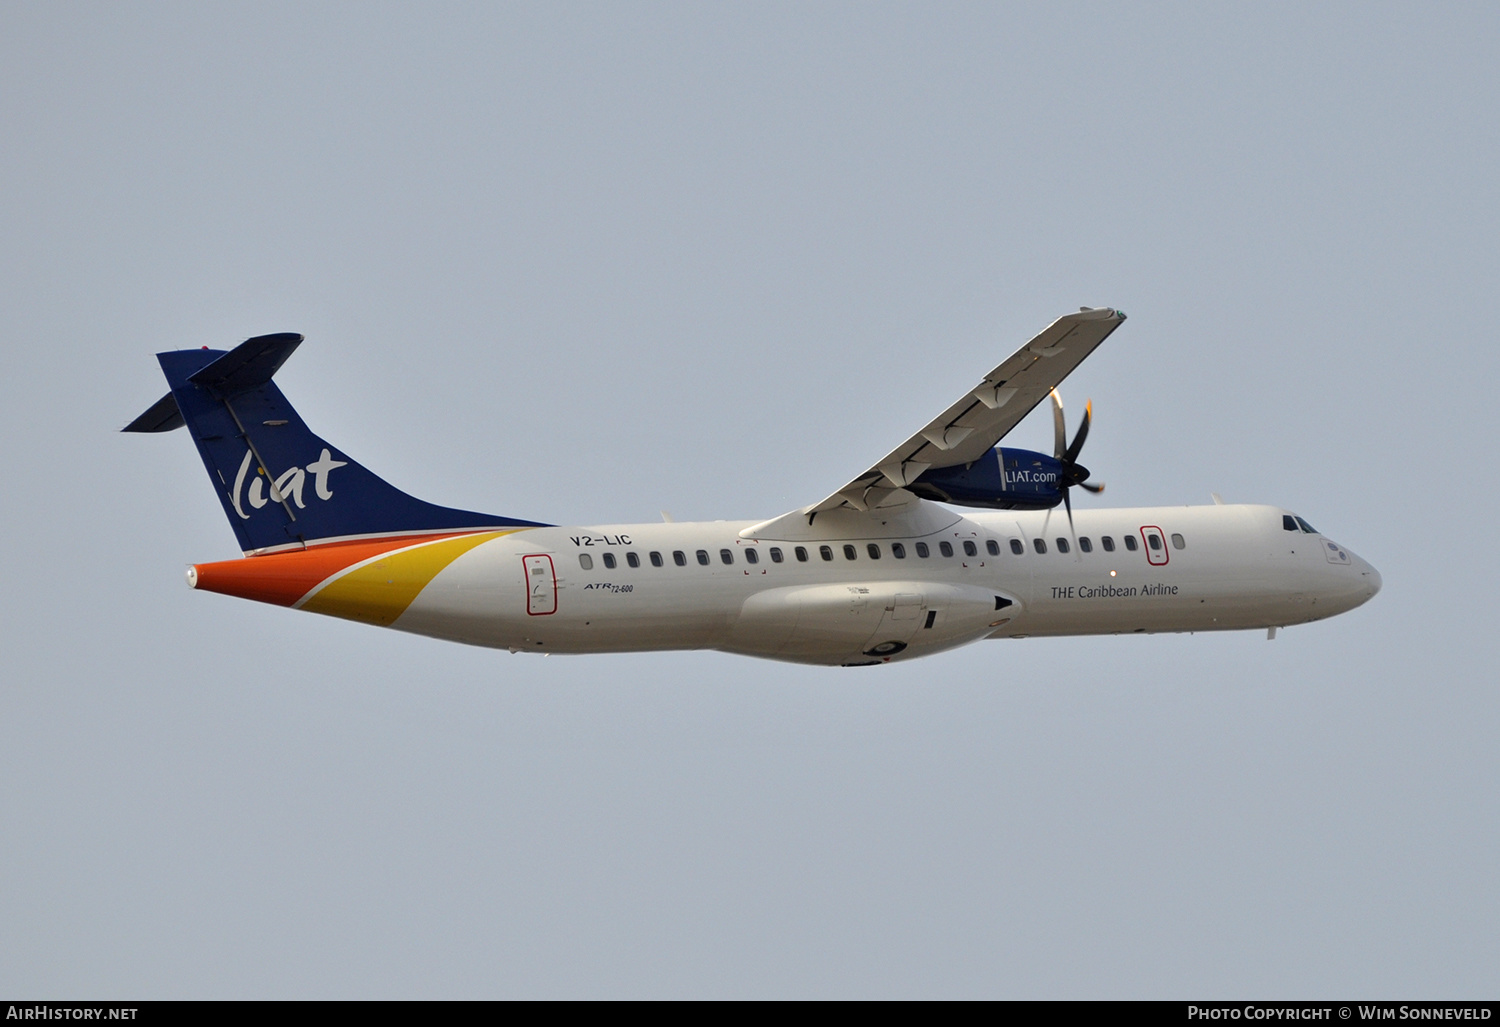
<box><xmin>843</xmin><ymin>544</ymin><xmax>858</xmax><ymax>560</ymax></box>
<box><xmin>744</xmin><ymin>548</ymin><xmax>758</xmax><ymax>564</ymax></box>
<box><xmin>696</xmin><ymin>550</ymin><xmax>710</xmax><ymax>566</ymax></box>
<box><xmin>939</xmin><ymin>541</ymin><xmax>954</xmax><ymax>557</ymax></box>
<box><xmin>720</xmin><ymin>549</ymin><xmax>734</xmax><ymax>565</ymax></box>
<box><xmin>626</xmin><ymin>552</ymin><xmax>640</xmax><ymax>568</ymax></box>
<box><xmin>892</xmin><ymin>543</ymin><xmax>906</xmax><ymax>559</ymax></box>
<box><xmin>1123</xmin><ymin>535</ymin><xmax>1138</xmax><ymax>552</ymax></box>
<box><xmin>1033</xmin><ymin>538</ymin><xmax>1047</xmax><ymax>554</ymax></box>
<box><xmin>1079</xmin><ymin>536</ymin><xmax>1093</xmax><ymax>553</ymax></box>
<box><xmin>1146</xmin><ymin>533</ymin><xmax>1163</xmax><ymax>551</ymax></box>
<box><xmin>1295</xmin><ymin>516</ymin><xmax>1318</xmax><ymax>534</ymax></box>
<box><xmin>1101</xmin><ymin>536</ymin><xmax>1115</xmax><ymax>552</ymax></box>
<box><xmin>673</xmin><ymin>550</ymin><xmax>687</xmax><ymax>566</ymax></box>
<box><xmin>1009</xmin><ymin>539</ymin><xmax>1024</xmax><ymax>555</ymax></box>
<box><xmin>915</xmin><ymin>542</ymin><xmax>930</xmax><ymax>558</ymax></box>
<box><xmin>963</xmin><ymin>541</ymin><xmax>977</xmax><ymax>557</ymax></box>
<box><xmin>602</xmin><ymin>553</ymin><xmax>617</xmax><ymax>569</ymax></box>
<box><xmin>578</xmin><ymin>554</ymin><xmax>594</xmax><ymax>570</ymax></box>
<box><xmin>1056</xmin><ymin>537</ymin><xmax>1070</xmax><ymax>554</ymax></box>
<box><xmin>819</xmin><ymin>545</ymin><xmax>834</xmax><ymax>562</ymax></box>
<box><xmin>649</xmin><ymin>551</ymin><xmax>663</xmax><ymax>567</ymax></box>
<box><xmin>795</xmin><ymin>546</ymin><xmax>809</xmax><ymax>562</ymax></box>
<box><xmin>769</xmin><ymin>547</ymin><xmax>784</xmax><ymax>563</ymax></box>
<box><xmin>986</xmin><ymin>540</ymin><xmax>1000</xmax><ymax>556</ymax></box>
<box><xmin>1171</xmin><ymin>533</ymin><xmax>1186</xmax><ymax>550</ymax></box>
<box><xmin>1283</xmin><ymin>514</ymin><xmax>1299</xmax><ymax>531</ymax></box>
<box><xmin>867</xmin><ymin>543</ymin><xmax>881</xmax><ymax>559</ymax></box>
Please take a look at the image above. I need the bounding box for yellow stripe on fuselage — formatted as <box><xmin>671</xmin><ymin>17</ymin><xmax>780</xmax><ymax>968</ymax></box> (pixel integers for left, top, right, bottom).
<box><xmin>299</xmin><ymin>531</ymin><xmax>508</xmax><ymax>626</ymax></box>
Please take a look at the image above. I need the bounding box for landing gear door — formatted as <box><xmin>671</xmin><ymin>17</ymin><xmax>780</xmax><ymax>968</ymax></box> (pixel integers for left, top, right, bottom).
<box><xmin>860</xmin><ymin>591</ymin><xmax>927</xmax><ymax>660</ymax></box>
<box><xmin>890</xmin><ymin>593</ymin><xmax>923</xmax><ymax>621</ymax></box>
<box><xmin>523</xmin><ymin>554</ymin><xmax>557</xmax><ymax>615</ymax></box>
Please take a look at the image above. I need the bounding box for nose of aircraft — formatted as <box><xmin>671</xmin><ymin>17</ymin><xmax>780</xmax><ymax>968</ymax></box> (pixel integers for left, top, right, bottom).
<box><xmin>1339</xmin><ymin>548</ymin><xmax>1382</xmax><ymax>609</ymax></box>
<box><xmin>1311</xmin><ymin>541</ymin><xmax>1381</xmax><ymax>617</ymax></box>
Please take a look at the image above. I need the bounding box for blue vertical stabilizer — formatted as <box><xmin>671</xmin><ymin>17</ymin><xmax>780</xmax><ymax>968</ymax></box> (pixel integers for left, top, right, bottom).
<box><xmin>125</xmin><ymin>334</ymin><xmax>547</xmax><ymax>552</ymax></box>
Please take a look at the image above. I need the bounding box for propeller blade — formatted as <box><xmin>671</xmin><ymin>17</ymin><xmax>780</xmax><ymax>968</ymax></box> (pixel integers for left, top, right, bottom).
<box><xmin>1080</xmin><ymin>481</ymin><xmax>1105</xmax><ymax>494</ymax></box>
<box><xmin>1064</xmin><ymin>399</ymin><xmax>1092</xmax><ymax>465</ymax></box>
<box><xmin>1050</xmin><ymin>389</ymin><xmax>1066</xmax><ymax>461</ymax></box>
<box><xmin>1062</xmin><ymin>486</ymin><xmax>1074</xmax><ymax>536</ymax></box>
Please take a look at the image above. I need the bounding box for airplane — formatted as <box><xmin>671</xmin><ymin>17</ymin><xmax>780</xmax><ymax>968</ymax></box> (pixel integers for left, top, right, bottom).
<box><xmin>124</xmin><ymin>307</ymin><xmax>1380</xmax><ymax>666</ymax></box>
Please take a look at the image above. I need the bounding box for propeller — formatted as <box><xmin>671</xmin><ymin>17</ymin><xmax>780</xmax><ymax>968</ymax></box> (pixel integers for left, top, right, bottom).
<box><xmin>1048</xmin><ymin>389</ymin><xmax>1105</xmax><ymax>534</ymax></box>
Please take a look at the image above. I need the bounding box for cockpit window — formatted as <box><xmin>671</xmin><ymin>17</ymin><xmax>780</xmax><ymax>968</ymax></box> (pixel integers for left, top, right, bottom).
<box><xmin>1283</xmin><ymin>515</ymin><xmax>1298</xmax><ymax>531</ymax></box>
<box><xmin>1295</xmin><ymin>516</ymin><xmax>1318</xmax><ymax>534</ymax></box>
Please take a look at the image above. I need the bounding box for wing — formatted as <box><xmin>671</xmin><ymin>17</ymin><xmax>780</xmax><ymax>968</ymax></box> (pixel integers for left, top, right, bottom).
<box><xmin>810</xmin><ymin>307</ymin><xmax>1126</xmax><ymax>514</ymax></box>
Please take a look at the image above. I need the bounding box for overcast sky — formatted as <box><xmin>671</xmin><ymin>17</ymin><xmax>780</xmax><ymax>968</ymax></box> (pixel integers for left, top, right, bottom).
<box><xmin>2</xmin><ymin>2</ymin><xmax>1496</xmax><ymax>998</ymax></box>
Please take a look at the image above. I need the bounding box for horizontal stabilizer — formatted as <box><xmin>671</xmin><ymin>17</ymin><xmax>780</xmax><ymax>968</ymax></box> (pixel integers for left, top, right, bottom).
<box><xmin>188</xmin><ymin>333</ymin><xmax>304</xmax><ymax>397</ymax></box>
<box><xmin>122</xmin><ymin>391</ymin><xmax>185</xmax><ymax>433</ymax></box>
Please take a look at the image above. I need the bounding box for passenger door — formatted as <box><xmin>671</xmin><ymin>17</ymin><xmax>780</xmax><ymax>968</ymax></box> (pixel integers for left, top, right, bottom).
<box><xmin>1140</xmin><ymin>526</ymin><xmax>1169</xmax><ymax>567</ymax></box>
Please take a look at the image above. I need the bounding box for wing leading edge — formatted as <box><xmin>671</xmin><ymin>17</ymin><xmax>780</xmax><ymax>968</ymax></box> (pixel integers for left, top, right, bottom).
<box><xmin>810</xmin><ymin>306</ymin><xmax>1126</xmax><ymax>516</ymax></box>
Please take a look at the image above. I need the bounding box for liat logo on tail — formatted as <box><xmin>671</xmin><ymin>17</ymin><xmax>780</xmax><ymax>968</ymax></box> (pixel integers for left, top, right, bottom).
<box><xmin>227</xmin><ymin>447</ymin><xmax>347</xmax><ymax>520</ymax></box>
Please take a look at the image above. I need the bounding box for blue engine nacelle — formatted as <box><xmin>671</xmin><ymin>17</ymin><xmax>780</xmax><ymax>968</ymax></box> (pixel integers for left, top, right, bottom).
<box><xmin>908</xmin><ymin>448</ymin><xmax>1069</xmax><ymax>510</ymax></box>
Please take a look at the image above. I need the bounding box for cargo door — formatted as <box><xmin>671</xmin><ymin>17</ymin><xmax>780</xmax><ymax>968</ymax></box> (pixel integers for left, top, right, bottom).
<box><xmin>523</xmin><ymin>554</ymin><xmax>557</xmax><ymax>615</ymax></box>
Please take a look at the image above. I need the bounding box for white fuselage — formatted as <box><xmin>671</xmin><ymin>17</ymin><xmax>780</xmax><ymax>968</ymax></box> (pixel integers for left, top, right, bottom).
<box><xmin>383</xmin><ymin>503</ymin><xmax>1380</xmax><ymax>666</ymax></box>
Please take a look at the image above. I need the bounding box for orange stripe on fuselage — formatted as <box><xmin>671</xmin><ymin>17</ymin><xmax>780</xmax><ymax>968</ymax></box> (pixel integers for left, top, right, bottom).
<box><xmin>191</xmin><ymin>532</ymin><xmax>502</xmax><ymax>608</ymax></box>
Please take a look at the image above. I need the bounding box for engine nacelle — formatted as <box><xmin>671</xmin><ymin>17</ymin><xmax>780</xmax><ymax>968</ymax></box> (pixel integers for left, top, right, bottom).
<box><xmin>907</xmin><ymin>447</ymin><xmax>1066</xmax><ymax>510</ymax></box>
<box><xmin>724</xmin><ymin>580</ymin><xmax>1019</xmax><ymax>666</ymax></box>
